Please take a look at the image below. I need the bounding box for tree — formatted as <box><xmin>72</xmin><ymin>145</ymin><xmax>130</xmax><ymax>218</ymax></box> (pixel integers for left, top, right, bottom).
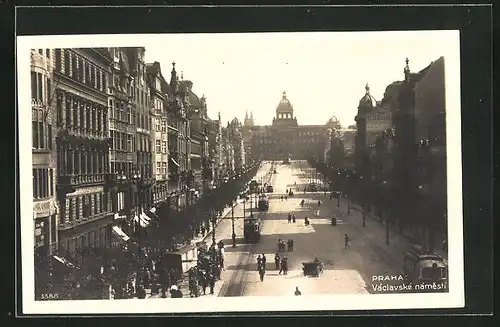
<box><xmin>327</xmin><ymin>138</ymin><xmax>345</xmax><ymax>168</ymax></box>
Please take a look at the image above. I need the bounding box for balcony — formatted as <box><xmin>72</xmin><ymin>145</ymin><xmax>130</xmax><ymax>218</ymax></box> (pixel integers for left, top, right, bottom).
<box><xmin>58</xmin><ymin>173</ymin><xmax>108</xmax><ymax>188</ymax></box>
<box><xmin>31</xmin><ymin>98</ymin><xmax>47</xmax><ymax>109</ymax></box>
<box><xmin>110</xmin><ymin>150</ymin><xmax>136</xmax><ymax>162</ymax></box>
<box><xmin>136</xmin><ymin>127</ymin><xmax>150</xmax><ymax>135</ymax></box>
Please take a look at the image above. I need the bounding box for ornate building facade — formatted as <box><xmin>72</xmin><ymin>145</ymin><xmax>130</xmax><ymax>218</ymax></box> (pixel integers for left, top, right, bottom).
<box><xmin>354</xmin><ymin>57</ymin><xmax>447</xmax><ymax>250</ymax></box>
<box><xmin>249</xmin><ymin>91</ymin><xmax>329</xmax><ymax>161</ymax></box>
<box><xmin>146</xmin><ymin>62</ymin><xmax>169</xmax><ymax>206</ymax></box>
<box><xmin>165</xmin><ymin>63</ymin><xmax>190</xmax><ymax>212</ymax></box>
<box><xmin>53</xmin><ymin>48</ymin><xmax>114</xmax><ymax>257</ymax></box>
<box><xmin>31</xmin><ymin>48</ymin><xmax>58</xmax><ymax>262</ymax></box>
<box><xmin>130</xmin><ymin>48</ymin><xmax>153</xmax><ymax>214</ymax></box>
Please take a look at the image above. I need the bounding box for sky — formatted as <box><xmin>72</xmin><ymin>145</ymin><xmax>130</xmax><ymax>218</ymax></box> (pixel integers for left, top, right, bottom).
<box><xmin>141</xmin><ymin>31</ymin><xmax>459</xmax><ymax>127</ymax></box>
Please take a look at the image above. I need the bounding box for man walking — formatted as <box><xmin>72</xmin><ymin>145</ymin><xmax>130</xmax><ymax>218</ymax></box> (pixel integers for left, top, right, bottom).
<box><xmin>292</xmin><ymin>214</ymin><xmax>296</xmax><ymax>223</ymax></box>
<box><xmin>344</xmin><ymin>233</ymin><xmax>350</xmax><ymax>249</ymax></box>
<box><xmin>261</xmin><ymin>254</ymin><xmax>267</xmax><ymax>270</ymax></box>
<box><xmin>274</xmin><ymin>253</ymin><xmax>280</xmax><ymax>270</ymax></box>
<box><xmin>287</xmin><ymin>213</ymin><xmax>292</xmax><ymax>223</ymax></box>
<box><xmin>294</xmin><ymin>286</ymin><xmax>302</xmax><ymax>296</ymax></box>
<box><xmin>258</xmin><ymin>265</ymin><xmax>265</xmax><ymax>282</ymax></box>
<box><xmin>209</xmin><ymin>273</ymin><xmax>215</xmax><ymax>295</ymax></box>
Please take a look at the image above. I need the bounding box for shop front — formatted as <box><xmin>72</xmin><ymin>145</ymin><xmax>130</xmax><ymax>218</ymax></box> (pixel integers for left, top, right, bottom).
<box><xmin>58</xmin><ymin>213</ymin><xmax>114</xmax><ymax>259</ymax></box>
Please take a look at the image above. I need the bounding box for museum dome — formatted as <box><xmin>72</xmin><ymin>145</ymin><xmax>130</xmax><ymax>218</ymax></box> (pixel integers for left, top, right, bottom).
<box><xmin>326</xmin><ymin>115</ymin><xmax>341</xmax><ymax>129</ymax></box>
<box><xmin>276</xmin><ymin>91</ymin><xmax>294</xmax><ymax>113</ymax></box>
<box><xmin>358</xmin><ymin>84</ymin><xmax>378</xmax><ymax>109</ymax></box>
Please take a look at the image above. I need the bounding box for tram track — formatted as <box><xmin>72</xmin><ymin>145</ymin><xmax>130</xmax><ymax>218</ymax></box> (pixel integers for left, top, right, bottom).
<box><xmin>219</xmin><ymin>165</ymin><xmax>276</xmax><ymax>297</ymax></box>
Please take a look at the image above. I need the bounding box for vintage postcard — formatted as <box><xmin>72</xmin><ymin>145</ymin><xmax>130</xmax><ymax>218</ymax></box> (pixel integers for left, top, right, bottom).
<box><xmin>17</xmin><ymin>31</ymin><xmax>464</xmax><ymax>314</ymax></box>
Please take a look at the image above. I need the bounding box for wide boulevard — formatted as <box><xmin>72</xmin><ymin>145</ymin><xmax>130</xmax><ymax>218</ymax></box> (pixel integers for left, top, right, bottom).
<box><xmin>216</xmin><ymin>160</ymin><xmax>411</xmax><ymax>297</ymax></box>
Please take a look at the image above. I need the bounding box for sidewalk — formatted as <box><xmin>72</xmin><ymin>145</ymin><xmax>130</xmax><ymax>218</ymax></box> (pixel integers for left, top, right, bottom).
<box><xmin>320</xmin><ymin>196</ymin><xmax>448</xmax><ymax>266</ymax></box>
<box><xmin>144</xmin><ymin>201</ymin><xmax>240</xmax><ymax>299</ymax></box>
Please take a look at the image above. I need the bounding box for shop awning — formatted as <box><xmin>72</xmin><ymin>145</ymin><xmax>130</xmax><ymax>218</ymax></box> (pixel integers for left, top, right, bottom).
<box><xmin>112</xmin><ymin>226</ymin><xmax>130</xmax><ymax>241</ymax></box>
<box><xmin>52</xmin><ymin>255</ymin><xmax>77</xmax><ymax>269</ymax></box>
<box><xmin>135</xmin><ymin>213</ymin><xmax>150</xmax><ymax>228</ymax></box>
<box><xmin>114</xmin><ymin>213</ymin><xmax>127</xmax><ymax>220</ymax></box>
<box><xmin>170</xmin><ymin>157</ymin><xmax>180</xmax><ymax>167</ymax></box>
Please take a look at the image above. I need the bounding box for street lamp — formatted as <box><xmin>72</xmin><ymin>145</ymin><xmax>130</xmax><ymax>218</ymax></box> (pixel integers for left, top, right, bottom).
<box><xmin>131</xmin><ymin>170</ymin><xmax>143</xmax><ymax>248</ymax></box>
<box><xmin>346</xmin><ymin>174</ymin><xmax>351</xmax><ymax>216</ymax></box>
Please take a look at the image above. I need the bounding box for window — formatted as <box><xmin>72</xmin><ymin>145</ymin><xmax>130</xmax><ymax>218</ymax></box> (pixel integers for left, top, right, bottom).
<box><xmin>91</xmin><ymin>65</ymin><xmax>96</xmax><ymax>88</ymax></box>
<box><xmin>97</xmin><ymin>70</ymin><xmax>101</xmax><ymax>91</ymax></box>
<box><xmin>162</xmin><ymin>162</ymin><xmax>167</xmax><ymax>175</ymax></box>
<box><xmin>162</xmin><ymin>141</ymin><xmax>167</xmax><ymax>153</ymax></box>
<box><xmin>55</xmin><ymin>49</ymin><xmax>62</xmax><ymax>72</ymax></box>
<box><xmin>127</xmin><ymin>135</ymin><xmax>132</xmax><ymax>151</ymax></box>
<box><xmin>83</xmin><ymin>195</ymin><xmax>91</xmax><ymax>218</ymax></box>
<box><xmin>64</xmin><ymin>50</ymin><xmax>71</xmax><ymax>75</ymax></box>
<box><xmin>155</xmin><ymin>118</ymin><xmax>160</xmax><ymax>132</ymax></box>
<box><xmin>47</xmin><ymin>124</ymin><xmax>52</xmax><ymax>150</ymax></box>
<box><xmin>46</xmin><ymin>49</ymin><xmax>50</xmax><ymax>59</ymax></box>
<box><xmin>38</xmin><ymin>49</ymin><xmax>43</xmax><ymax>55</ymax></box>
<box><xmin>161</xmin><ymin>121</ymin><xmax>166</xmax><ymax>133</ymax></box>
<box><xmin>31</xmin><ymin>72</ymin><xmax>37</xmax><ymax>100</ymax></box>
<box><xmin>81</xmin><ymin>60</ymin><xmax>87</xmax><ymax>84</ymax></box>
<box><xmin>156</xmin><ymin>140</ymin><xmax>161</xmax><ymax>154</ymax></box>
<box><xmin>103</xmin><ymin>193</ymin><xmax>108</xmax><ymax>212</ymax></box>
<box><xmin>32</xmin><ymin>169</ymin><xmax>50</xmax><ymax>199</ymax></box>
<box><xmin>46</xmin><ymin>79</ymin><xmax>51</xmax><ymax>105</ymax></box>
<box><xmin>32</xmin><ymin>169</ymin><xmax>37</xmax><ymax>198</ymax></box>
<box><xmin>126</xmin><ymin>106</ymin><xmax>130</xmax><ymax>124</ymax></box>
<box><xmin>156</xmin><ymin>162</ymin><xmax>161</xmax><ymax>175</ymax></box>
<box><xmin>37</xmin><ymin>73</ymin><xmax>43</xmax><ymax>103</ymax></box>
<box><xmin>71</xmin><ymin>54</ymin><xmax>77</xmax><ymax>78</ymax></box>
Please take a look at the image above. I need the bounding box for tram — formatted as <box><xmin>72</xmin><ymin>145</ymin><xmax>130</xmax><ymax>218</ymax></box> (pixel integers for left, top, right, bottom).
<box><xmin>243</xmin><ymin>217</ymin><xmax>262</xmax><ymax>243</ymax></box>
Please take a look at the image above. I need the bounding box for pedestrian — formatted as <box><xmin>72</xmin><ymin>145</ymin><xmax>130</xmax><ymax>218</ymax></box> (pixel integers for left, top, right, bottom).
<box><xmin>294</xmin><ymin>286</ymin><xmax>302</xmax><ymax>296</ymax></box>
<box><xmin>318</xmin><ymin>200</ymin><xmax>321</xmax><ymax>207</ymax></box>
<box><xmin>292</xmin><ymin>214</ymin><xmax>296</xmax><ymax>223</ymax></box>
<box><xmin>344</xmin><ymin>233</ymin><xmax>350</xmax><ymax>249</ymax></box>
<box><xmin>262</xmin><ymin>253</ymin><xmax>267</xmax><ymax>270</ymax></box>
<box><xmin>257</xmin><ymin>254</ymin><xmax>262</xmax><ymax>270</ymax></box>
<box><xmin>287</xmin><ymin>213</ymin><xmax>292</xmax><ymax>223</ymax></box>
<box><xmin>274</xmin><ymin>253</ymin><xmax>280</xmax><ymax>270</ymax></box>
<box><xmin>279</xmin><ymin>257</ymin><xmax>284</xmax><ymax>275</ymax></box>
<box><xmin>136</xmin><ymin>285</ymin><xmax>146</xmax><ymax>299</ymax></box>
<box><xmin>209</xmin><ymin>273</ymin><xmax>215</xmax><ymax>295</ymax></box>
<box><xmin>170</xmin><ymin>285</ymin><xmax>182</xmax><ymax>298</ymax></box>
<box><xmin>200</xmin><ymin>272</ymin><xmax>208</xmax><ymax>295</ymax></box>
<box><xmin>259</xmin><ymin>266</ymin><xmax>265</xmax><ymax>282</ymax></box>
<box><xmin>143</xmin><ymin>268</ymin><xmax>150</xmax><ymax>289</ymax></box>
<box><xmin>282</xmin><ymin>256</ymin><xmax>288</xmax><ymax>275</ymax></box>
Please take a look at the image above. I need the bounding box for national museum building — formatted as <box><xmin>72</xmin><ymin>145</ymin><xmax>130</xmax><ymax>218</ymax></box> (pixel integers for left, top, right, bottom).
<box><xmin>247</xmin><ymin>91</ymin><xmax>330</xmax><ymax>161</ymax></box>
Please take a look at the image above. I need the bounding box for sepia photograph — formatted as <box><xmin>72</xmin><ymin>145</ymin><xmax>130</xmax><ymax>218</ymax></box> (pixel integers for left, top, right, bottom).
<box><xmin>18</xmin><ymin>30</ymin><xmax>463</xmax><ymax>314</ymax></box>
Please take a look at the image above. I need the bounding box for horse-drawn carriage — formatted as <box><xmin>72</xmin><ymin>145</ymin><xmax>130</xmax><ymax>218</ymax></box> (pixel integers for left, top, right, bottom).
<box><xmin>302</xmin><ymin>259</ymin><xmax>324</xmax><ymax>277</ymax></box>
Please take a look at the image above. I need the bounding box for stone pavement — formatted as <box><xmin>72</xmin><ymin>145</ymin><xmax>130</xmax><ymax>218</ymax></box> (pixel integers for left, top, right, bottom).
<box><xmin>221</xmin><ymin>162</ymin><xmax>377</xmax><ymax>296</ymax></box>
